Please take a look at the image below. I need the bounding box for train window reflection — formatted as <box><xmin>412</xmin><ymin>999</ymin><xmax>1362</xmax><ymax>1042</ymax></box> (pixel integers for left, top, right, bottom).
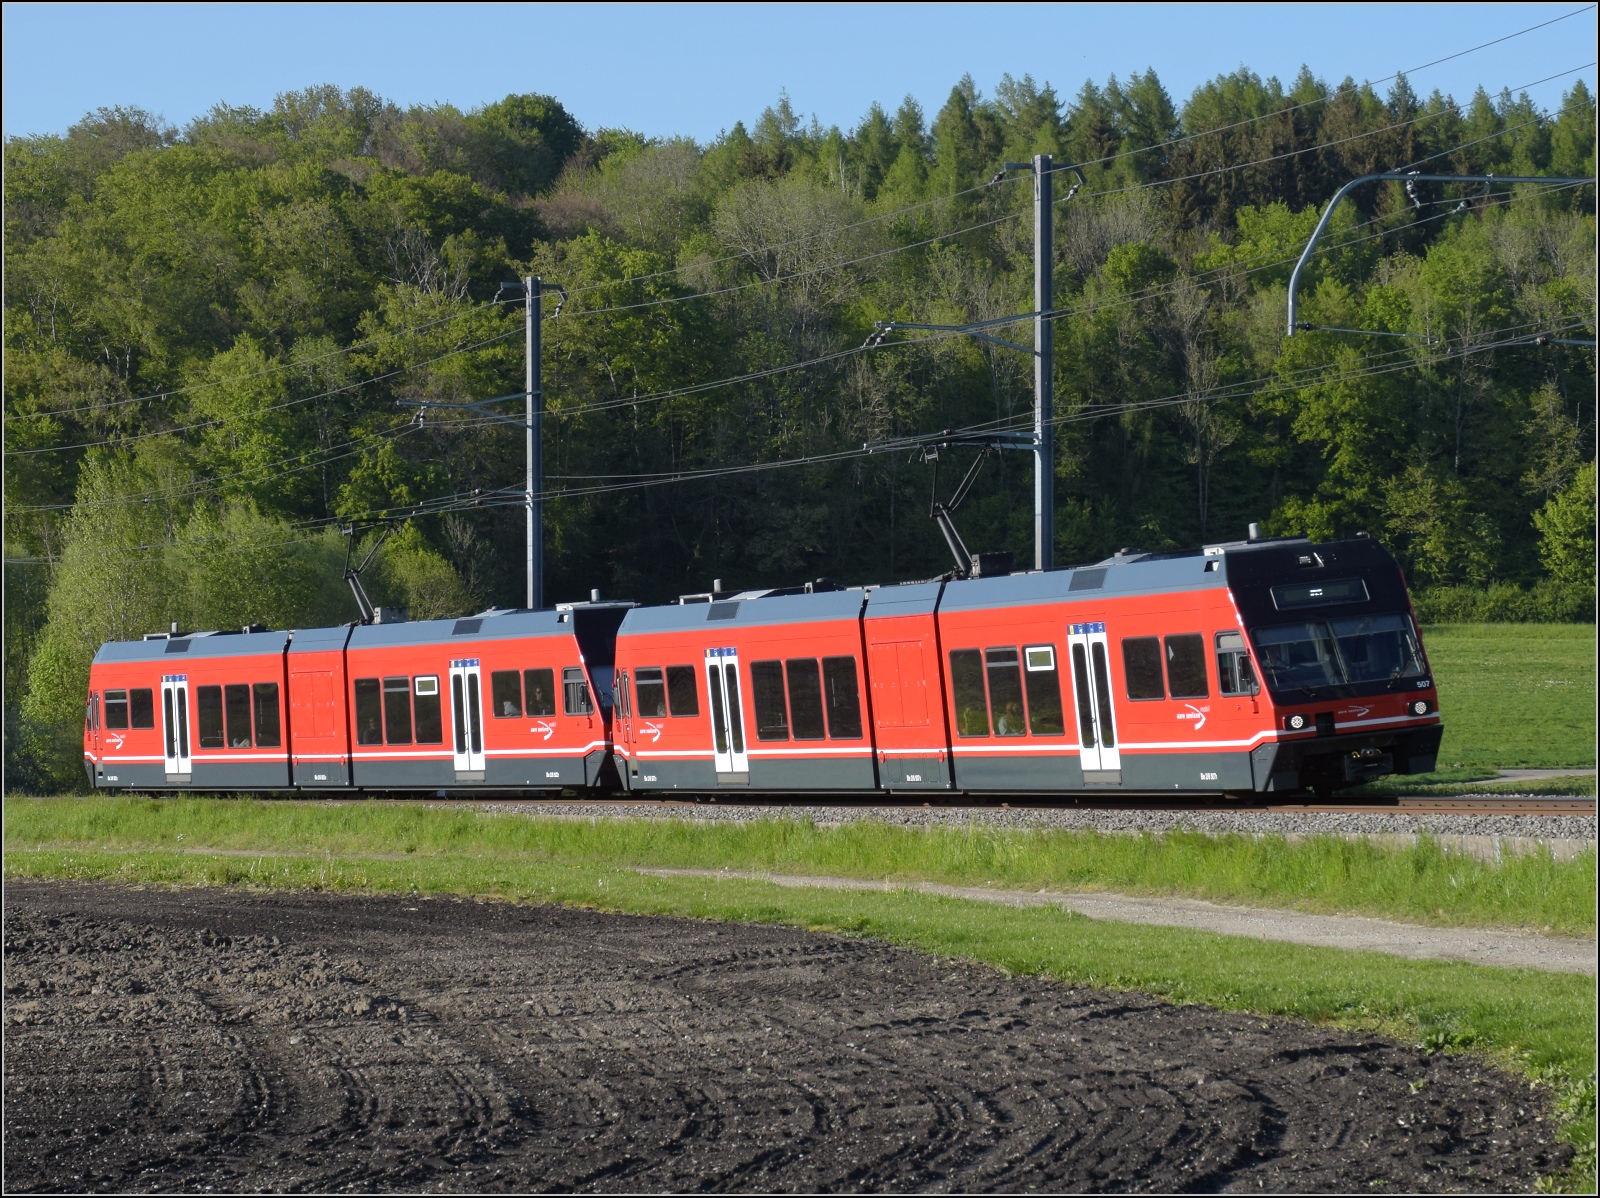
<box><xmin>105</xmin><ymin>689</ymin><xmax>130</xmax><ymax>730</ymax></box>
<box><xmin>1215</xmin><ymin>632</ymin><xmax>1258</xmax><ymax>697</ymax></box>
<box><xmin>785</xmin><ymin>659</ymin><xmax>825</xmax><ymax>740</ymax></box>
<box><xmin>130</xmin><ymin>688</ymin><xmax>155</xmax><ymax>728</ymax></box>
<box><xmin>491</xmin><ymin>670</ymin><xmax>522</xmax><ymax>718</ymax></box>
<box><xmin>1252</xmin><ymin>614</ymin><xmax>1427</xmax><ymax>693</ymax></box>
<box><xmin>414</xmin><ymin>676</ymin><xmax>442</xmax><ymax>744</ymax></box>
<box><xmin>666</xmin><ymin>666</ymin><xmax>699</xmax><ymax>716</ymax></box>
<box><xmin>949</xmin><ymin>649</ymin><xmax>988</xmax><ymax>737</ymax></box>
<box><xmin>225</xmin><ymin>683</ymin><xmax>253</xmax><ymax>747</ymax></box>
<box><xmin>563</xmin><ymin>667</ymin><xmax>593</xmax><ymax>715</ymax></box>
<box><xmin>197</xmin><ymin>685</ymin><xmax>225</xmax><ymax>749</ymax></box>
<box><xmin>1022</xmin><ymin>646</ymin><xmax>1064</xmax><ymax>735</ymax></box>
<box><xmin>383</xmin><ymin>677</ymin><xmax>412</xmax><ymax>745</ymax></box>
<box><xmin>523</xmin><ymin>669</ymin><xmax>555</xmax><ymax>716</ymax></box>
<box><xmin>822</xmin><ymin>656</ymin><xmax>862</xmax><ymax>739</ymax></box>
<box><xmin>1121</xmin><ymin>638</ymin><xmax>1165</xmax><ymax>701</ymax></box>
<box><xmin>986</xmin><ymin>648</ymin><xmax>1026</xmax><ymax>737</ymax></box>
<box><xmin>354</xmin><ymin>678</ymin><xmax>383</xmax><ymax>745</ymax></box>
<box><xmin>1164</xmin><ymin>635</ymin><xmax>1209</xmax><ymax>699</ymax></box>
<box><xmin>751</xmin><ymin>660</ymin><xmax>789</xmax><ymax>740</ymax></box>
<box><xmin>253</xmin><ymin>683</ymin><xmax>281</xmax><ymax>747</ymax></box>
<box><xmin>634</xmin><ymin>667</ymin><xmax>667</xmax><ymax>717</ymax></box>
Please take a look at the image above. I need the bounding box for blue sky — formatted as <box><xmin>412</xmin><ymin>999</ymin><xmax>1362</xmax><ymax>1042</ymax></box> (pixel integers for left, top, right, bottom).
<box><xmin>2</xmin><ymin>2</ymin><xmax>1595</xmax><ymax>142</ymax></box>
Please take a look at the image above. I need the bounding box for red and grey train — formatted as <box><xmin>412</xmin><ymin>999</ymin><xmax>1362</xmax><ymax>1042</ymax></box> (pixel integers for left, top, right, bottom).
<box><xmin>83</xmin><ymin>534</ymin><xmax>1442</xmax><ymax>799</ymax></box>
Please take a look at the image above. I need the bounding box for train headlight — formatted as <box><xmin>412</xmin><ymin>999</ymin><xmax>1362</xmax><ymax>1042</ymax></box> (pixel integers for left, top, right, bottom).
<box><xmin>1285</xmin><ymin>713</ymin><xmax>1308</xmax><ymax>731</ymax></box>
<box><xmin>1410</xmin><ymin>699</ymin><xmax>1431</xmax><ymax>716</ymax></box>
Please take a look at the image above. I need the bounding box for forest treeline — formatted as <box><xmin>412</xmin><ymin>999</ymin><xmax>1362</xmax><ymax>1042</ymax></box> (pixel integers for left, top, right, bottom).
<box><xmin>4</xmin><ymin>65</ymin><xmax>1596</xmax><ymax>789</ymax></box>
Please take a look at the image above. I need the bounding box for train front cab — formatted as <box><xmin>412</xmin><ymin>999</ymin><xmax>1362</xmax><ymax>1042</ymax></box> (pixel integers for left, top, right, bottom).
<box><xmin>1223</xmin><ymin>537</ymin><xmax>1442</xmax><ymax>794</ymax></box>
<box><xmin>613</xmin><ymin>587</ymin><xmax>874</xmax><ymax>792</ymax></box>
<box><xmin>337</xmin><ymin>604</ymin><xmax>631</xmax><ymax>792</ymax></box>
<box><xmin>86</xmin><ymin>629</ymin><xmax>292</xmax><ymax>791</ymax></box>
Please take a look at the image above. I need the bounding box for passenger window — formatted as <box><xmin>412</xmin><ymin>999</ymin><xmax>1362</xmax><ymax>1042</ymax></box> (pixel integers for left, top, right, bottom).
<box><xmin>563</xmin><ymin>667</ymin><xmax>593</xmax><ymax>715</ymax></box>
<box><xmin>523</xmin><ymin>668</ymin><xmax>555</xmax><ymax>716</ymax></box>
<box><xmin>785</xmin><ymin>659</ymin><xmax>825</xmax><ymax>740</ymax></box>
<box><xmin>1122</xmin><ymin>637</ymin><xmax>1165</xmax><ymax>700</ymax></box>
<box><xmin>105</xmin><ymin>689</ymin><xmax>130</xmax><ymax>730</ymax></box>
<box><xmin>1023</xmin><ymin>646</ymin><xmax>1065</xmax><ymax>735</ymax></box>
<box><xmin>1216</xmin><ymin>631</ymin><xmax>1259</xmax><ymax>697</ymax></box>
<box><xmin>225</xmin><ymin>683</ymin><xmax>253</xmax><ymax>748</ymax></box>
<box><xmin>667</xmin><ymin>665</ymin><xmax>699</xmax><ymax>716</ymax></box>
<box><xmin>253</xmin><ymin>683</ymin><xmax>281</xmax><ymax>747</ymax></box>
<box><xmin>750</xmin><ymin>660</ymin><xmax>789</xmax><ymax>740</ymax></box>
<box><xmin>1165</xmin><ymin>634</ymin><xmax>1209</xmax><ymax>699</ymax></box>
<box><xmin>635</xmin><ymin>667</ymin><xmax>667</xmax><ymax>717</ymax></box>
<box><xmin>413</xmin><ymin>676</ymin><xmax>443</xmax><ymax>743</ymax></box>
<box><xmin>130</xmin><ymin>688</ymin><xmax>155</xmax><ymax>728</ymax></box>
<box><xmin>949</xmin><ymin>649</ymin><xmax>989</xmax><ymax>737</ymax></box>
<box><xmin>986</xmin><ymin>648</ymin><xmax>1027</xmax><ymax>737</ymax></box>
<box><xmin>491</xmin><ymin>670</ymin><xmax>522</xmax><ymax>718</ymax></box>
<box><xmin>821</xmin><ymin>656</ymin><xmax>863</xmax><ymax>739</ymax></box>
<box><xmin>197</xmin><ymin>685</ymin><xmax>225</xmax><ymax>749</ymax></box>
<box><xmin>354</xmin><ymin>678</ymin><xmax>383</xmax><ymax>745</ymax></box>
<box><xmin>383</xmin><ymin>677</ymin><xmax>413</xmax><ymax>744</ymax></box>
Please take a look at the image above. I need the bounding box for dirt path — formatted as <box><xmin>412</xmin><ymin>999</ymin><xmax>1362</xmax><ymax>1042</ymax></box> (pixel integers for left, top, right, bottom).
<box><xmin>2</xmin><ymin>881</ymin><xmax>1570</xmax><ymax>1193</ymax></box>
<box><xmin>635</xmin><ymin>868</ymin><xmax>1598</xmax><ymax>975</ymax></box>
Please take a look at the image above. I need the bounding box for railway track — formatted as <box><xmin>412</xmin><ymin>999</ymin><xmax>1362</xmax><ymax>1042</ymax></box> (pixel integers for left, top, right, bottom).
<box><xmin>428</xmin><ymin>793</ymin><xmax>1595</xmax><ymax>817</ymax></box>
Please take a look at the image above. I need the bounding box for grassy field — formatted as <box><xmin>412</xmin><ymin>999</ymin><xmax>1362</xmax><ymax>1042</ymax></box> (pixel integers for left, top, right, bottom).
<box><xmin>1354</xmin><ymin>771</ymin><xmax>1597</xmax><ymax>797</ymax></box>
<box><xmin>1423</xmin><ymin>624</ymin><xmax>1596</xmax><ymax>770</ymax></box>
<box><xmin>6</xmin><ymin>836</ymin><xmax>1595</xmax><ymax>1190</ymax></box>
<box><xmin>7</xmin><ymin>796</ymin><xmax>1594</xmax><ymax>934</ymax></box>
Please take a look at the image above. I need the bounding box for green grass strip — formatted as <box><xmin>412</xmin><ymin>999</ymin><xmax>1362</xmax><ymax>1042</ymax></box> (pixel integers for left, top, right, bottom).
<box><xmin>6</xmin><ymin>796</ymin><xmax>1594</xmax><ymax>934</ymax></box>
<box><xmin>5</xmin><ymin>842</ymin><xmax>1595</xmax><ymax>1190</ymax></box>
<box><xmin>1423</xmin><ymin>624</ymin><xmax>1596</xmax><ymax>770</ymax></box>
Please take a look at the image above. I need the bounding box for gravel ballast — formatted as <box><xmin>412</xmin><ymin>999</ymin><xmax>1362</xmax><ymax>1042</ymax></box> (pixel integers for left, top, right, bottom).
<box><xmin>473</xmin><ymin>800</ymin><xmax>1597</xmax><ymax>847</ymax></box>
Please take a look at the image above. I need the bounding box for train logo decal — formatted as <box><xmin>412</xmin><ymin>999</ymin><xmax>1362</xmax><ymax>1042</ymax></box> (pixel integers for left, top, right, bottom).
<box><xmin>530</xmin><ymin>720</ymin><xmax>555</xmax><ymax>741</ymax></box>
<box><xmin>640</xmin><ymin>722</ymin><xmax>663</xmax><ymax>743</ymax></box>
<box><xmin>1340</xmin><ymin>705</ymin><xmax>1372</xmax><ymax>719</ymax></box>
<box><xmin>107</xmin><ymin>732</ymin><xmax>125</xmax><ymax>749</ymax></box>
<box><xmin>1177</xmin><ymin>704</ymin><xmax>1208</xmax><ymax>731</ymax></box>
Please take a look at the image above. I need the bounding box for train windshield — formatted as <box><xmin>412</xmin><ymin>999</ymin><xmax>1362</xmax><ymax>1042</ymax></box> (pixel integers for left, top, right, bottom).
<box><xmin>1251</xmin><ymin>613</ymin><xmax>1427</xmax><ymax>695</ymax></box>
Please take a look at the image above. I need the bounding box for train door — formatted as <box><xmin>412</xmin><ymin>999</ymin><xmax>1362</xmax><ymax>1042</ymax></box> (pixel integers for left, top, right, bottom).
<box><xmin>705</xmin><ymin>647</ymin><xmax>749</xmax><ymax>781</ymax></box>
<box><xmin>1066</xmin><ymin>622</ymin><xmax>1120</xmax><ymax>780</ymax></box>
<box><xmin>615</xmin><ymin>668</ymin><xmax>633</xmax><ymax>785</ymax></box>
<box><xmin>449</xmin><ymin>659</ymin><xmax>486</xmax><ymax>776</ymax></box>
<box><xmin>86</xmin><ymin>690</ymin><xmax>100</xmax><ymax>764</ymax></box>
<box><xmin>161</xmin><ymin>673</ymin><xmax>192</xmax><ymax>780</ymax></box>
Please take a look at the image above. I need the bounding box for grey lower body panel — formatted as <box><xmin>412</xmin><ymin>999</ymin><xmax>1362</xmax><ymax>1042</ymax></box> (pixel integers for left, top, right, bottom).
<box><xmin>351</xmin><ymin>757</ymin><xmax>455</xmax><ymax>788</ymax></box>
<box><xmin>625</xmin><ymin>757</ymin><xmax>720</xmax><ymax>792</ymax></box>
<box><xmin>624</xmin><ymin>755</ymin><xmax>875</xmax><ymax>792</ymax></box>
<box><xmin>745</xmin><ymin>757</ymin><xmax>877</xmax><ymax>791</ymax></box>
<box><xmin>191</xmin><ymin>760</ymin><xmax>293</xmax><ymax>790</ymax></box>
<box><xmin>1120</xmin><ymin>751</ymin><xmax>1252</xmax><ymax>792</ymax></box>
<box><xmin>295</xmin><ymin>760</ymin><xmax>351</xmax><ymax>787</ymax></box>
<box><xmin>881</xmin><ymin>757</ymin><xmax>951</xmax><ymax>791</ymax></box>
<box><xmin>951</xmin><ymin>753</ymin><xmax>1080</xmax><ymax>791</ymax></box>
<box><xmin>94</xmin><ymin>762</ymin><xmax>168</xmax><ymax>790</ymax></box>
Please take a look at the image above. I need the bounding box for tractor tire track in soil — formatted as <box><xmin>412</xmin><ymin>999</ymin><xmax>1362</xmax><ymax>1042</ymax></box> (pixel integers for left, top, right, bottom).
<box><xmin>1</xmin><ymin>880</ymin><xmax>1571</xmax><ymax>1192</ymax></box>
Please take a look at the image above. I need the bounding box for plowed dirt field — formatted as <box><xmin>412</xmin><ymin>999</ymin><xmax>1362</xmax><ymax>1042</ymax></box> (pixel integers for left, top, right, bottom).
<box><xmin>2</xmin><ymin>880</ymin><xmax>1570</xmax><ymax>1192</ymax></box>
